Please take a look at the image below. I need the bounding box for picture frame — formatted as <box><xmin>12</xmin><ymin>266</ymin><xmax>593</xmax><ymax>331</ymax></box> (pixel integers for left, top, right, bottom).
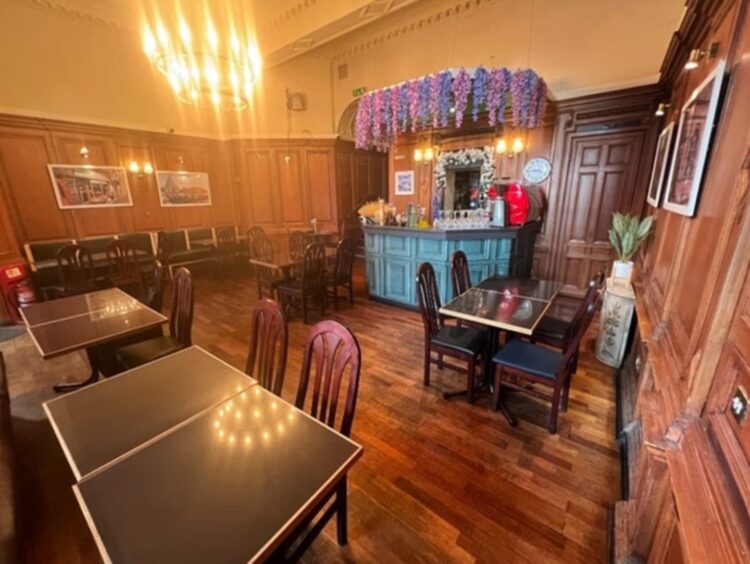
<box><xmin>394</xmin><ymin>170</ymin><xmax>415</xmax><ymax>196</ymax></box>
<box><xmin>663</xmin><ymin>59</ymin><xmax>726</xmax><ymax>217</ymax></box>
<box><xmin>47</xmin><ymin>164</ymin><xmax>132</xmax><ymax>209</ymax></box>
<box><xmin>646</xmin><ymin>122</ymin><xmax>675</xmax><ymax>208</ymax></box>
<box><xmin>156</xmin><ymin>170</ymin><xmax>212</xmax><ymax>207</ymax></box>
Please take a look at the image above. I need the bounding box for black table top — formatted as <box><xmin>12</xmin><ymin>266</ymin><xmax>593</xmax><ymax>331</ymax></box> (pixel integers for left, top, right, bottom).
<box><xmin>74</xmin><ymin>386</ymin><xmax>362</xmax><ymax>563</ymax></box>
<box><xmin>22</xmin><ymin>288</ymin><xmax>167</xmax><ymax>358</ymax></box>
<box><xmin>44</xmin><ymin>346</ymin><xmax>255</xmax><ymax>479</ymax></box>
<box><xmin>475</xmin><ymin>276</ymin><xmax>564</xmax><ymax>302</ymax></box>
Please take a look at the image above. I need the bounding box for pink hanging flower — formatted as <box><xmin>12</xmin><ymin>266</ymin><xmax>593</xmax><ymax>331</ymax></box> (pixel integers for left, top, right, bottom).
<box><xmin>430</xmin><ymin>73</ymin><xmax>441</xmax><ymax>128</ymax></box>
<box><xmin>390</xmin><ymin>86</ymin><xmax>400</xmax><ymax>140</ymax></box>
<box><xmin>452</xmin><ymin>68</ymin><xmax>471</xmax><ymax>128</ymax></box>
<box><xmin>487</xmin><ymin>68</ymin><xmax>512</xmax><ymax>127</ymax></box>
<box><xmin>408</xmin><ymin>80</ymin><xmax>420</xmax><ymax>132</ymax></box>
<box><xmin>354</xmin><ymin>94</ymin><xmax>372</xmax><ymax>149</ymax></box>
<box><xmin>371</xmin><ymin>89</ymin><xmax>384</xmax><ymax>143</ymax></box>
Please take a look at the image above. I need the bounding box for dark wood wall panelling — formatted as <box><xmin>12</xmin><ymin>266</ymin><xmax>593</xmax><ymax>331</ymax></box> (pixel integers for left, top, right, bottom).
<box><xmin>0</xmin><ymin>114</ymin><xmax>387</xmax><ymax>265</ymax></box>
<box><xmin>618</xmin><ymin>0</ymin><xmax>750</xmax><ymax>562</ymax></box>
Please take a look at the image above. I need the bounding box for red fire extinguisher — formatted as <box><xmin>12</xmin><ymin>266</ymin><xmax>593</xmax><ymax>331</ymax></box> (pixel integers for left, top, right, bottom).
<box><xmin>0</xmin><ymin>263</ymin><xmax>36</xmax><ymax>324</ymax></box>
<box><xmin>505</xmin><ymin>182</ymin><xmax>530</xmax><ymax>226</ymax></box>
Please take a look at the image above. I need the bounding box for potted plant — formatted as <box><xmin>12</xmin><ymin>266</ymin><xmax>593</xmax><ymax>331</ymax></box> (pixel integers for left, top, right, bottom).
<box><xmin>608</xmin><ymin>213</ymin><xmax>654</xmax><ymax>284</ymax></box>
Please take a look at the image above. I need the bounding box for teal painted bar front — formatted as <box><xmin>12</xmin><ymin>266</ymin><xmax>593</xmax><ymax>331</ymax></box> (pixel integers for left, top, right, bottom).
<box><xmin>363</xmin><ymin>222</ymin><xmax>540</xmax><ymax>308</ymax></box>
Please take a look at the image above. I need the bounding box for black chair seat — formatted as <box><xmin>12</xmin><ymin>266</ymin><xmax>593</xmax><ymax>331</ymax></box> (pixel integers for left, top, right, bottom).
<box><xmin>431</xmin><ymin>326</ymin><xmax>485</xmax><ymax>356</ymax></box>
<box><xmin>533</xmin><ymin>315</ymin><xmax>570</xmax><ymax>345</ymax></box>
<box><xmin>493</xmin><ymin>339</ymin><xmax>562</xmax><ymax>380</ymax></box>
<box><xmin>116</xmin><ymin>336</ymin><xmax>185</xmax><ymax>369</ymax></box>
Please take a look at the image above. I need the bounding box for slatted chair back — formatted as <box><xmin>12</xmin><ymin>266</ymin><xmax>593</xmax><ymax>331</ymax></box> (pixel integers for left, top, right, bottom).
<box><xmin>563</xmin><ymin>277</ymin><xmax>601</xmax><ymax>346</ymax></box>
<box><xmin>169</xmin><ymin>267</ymin><xmax>194</xmax><ymax>347</ymax></box>
<box><xmin>56</xmin><ymin>244</ymin><xmax>96</xmax><ymax>293</ymax></box>
<box><xmin>289</xmin><ymin>231</ymin><xmax>308</xmax><ymax>260</ymax></box>
<box><xmin>295</xmin><ymin>320</ymin><xmax>362</xmax><ymax>437</ymax></box>
<box><xmin>144</xmin><ymin>260</ymin><xmax>165</xmax><ymax>312</ymax></box>
<box><xmin>450</xmin><ymin>250</ymin><xmax>472</xmax><ymax>297</ymax></box>
<box><xmin>245</xmin><ymin>299</ymin><xmax>288</xmax><ymax>396</ymax></box>
<box><xmin>105</xmin><ymin>239</ymin><xmax>139</xmax><ymax>278</ymax></box>
<box><xmin>216</xmin><ymin>226</ymin><xmax>236</xmax><ymax>247</ymax></box>
<box><xmin>332</xmin><ymin>238</ymin><xmax>356</xmax><ymax>284</ymax></box>
<box><xmin>301</xmin><ymin>243</ymin><xmax>326</xmax><ymax>293</ymax></box>
<box><xmin>416</xmin><ymin>262</ymin><xmax>443</xmax><ymax>338</ymax></box>
<box><xmin>254</xmin><ymin>235</ymin><xmax>278</xmax><ymax>297</ymax></box>
<box><xmin>558</xmin><ymin>302</ymin><xmax>597</xmax><ymax>380</ymax></box>
<box><xmin>246</xmin><ymin>227</ymin><xmax>265</xmax><ymax>258</ymax></box>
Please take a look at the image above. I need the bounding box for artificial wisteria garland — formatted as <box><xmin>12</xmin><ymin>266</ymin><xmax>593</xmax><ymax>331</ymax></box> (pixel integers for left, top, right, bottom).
<box><xmin>354</xmin><ymin>66</ymin><xmax>548</xmax><ymax>150</ymax></box>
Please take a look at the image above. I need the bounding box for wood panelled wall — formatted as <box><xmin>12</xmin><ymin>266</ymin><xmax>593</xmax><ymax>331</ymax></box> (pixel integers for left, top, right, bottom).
<box><xmin>0</xmin><ymin>114</ymin><xmax>386</xmax><ymax>265</ymax></box>
<box><xmin>617</xmin><ymin>0</ymin><xmax>750</xmax><ymax>561</ymax></box>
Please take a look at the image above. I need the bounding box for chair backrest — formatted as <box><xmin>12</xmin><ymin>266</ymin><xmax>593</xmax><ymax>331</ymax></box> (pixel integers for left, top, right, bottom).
<box><xmin>416</xmin><ymin>262</ymin><xmax>443</xmax><ymax>338</ymax></box>
<box><xmin>564</xmin><ymin>277</ymin><xmax>601</xmax><ymax>346</ymax></box>
<box><xmin>169</xmin><ymin>267</ymin><xmax>194</xmax><ymax>346</ymax></box>
<box><xmin>289</xmin><ymin>231</ymin><xmax>308</xmax><ymax>260</ymax></box>
<box><xmin>559</xmin><ymin>302</ymin><xmax>598</xmax><ymax>377</ymax></box>
<box><xmin>295</xmin><ymin>320</ymin><xmax>362</xmax><ymax>437</ymax></box>
<box><xmin>245</xmin><ymin>299</ymin><xmax>288</xmax><ymax>396</ymax></box>
<box><xmin>118</xmin><ymin>232</ymin><xmax>154</xmax><ymax>256</ymax></box>
<box><xmin>105</xmin><ymin>239</ymin><xmax>138</xmax><ymax>276</ymax></box>
<box><xmin>450</xmin><ymin>250</ymin><xmax>472</xmax><ymax>297</ymax></box>
<box><xmin>247</xmin><ymin>226</ymin><xmax>265</xmax><ymax>240</ymax></box>
<box><xmin>56</xmin><ymin>244</ymin><xmax>95</xmax><ymax>292</ymax></box>
<box><xmin>216</xmin><ymin>226</ymin><xmax>236</xmax><ymax>246</ymax></box>
<box><xmin>158</xmin><ymin>230</ymin><xmax>189</xmax><ymax>258</ymax></box>
<box><xmin>300</xmin><ymin>243</ymin><xmax>326</xmax><ymax>292</ymax></box>
<box><xmin>333</xmin><ymin>237</ymin><xmax>356</xmax><ymax>283</ymax></box>
<box><xmin>246</xmin><ymin>227</ymin><xmax>264</xmax><ymax>259</ymax></box>
<box><xmin>144</xmin><ymin>260</ymin><xmax>165</xmax><ymax>312</ymax></box>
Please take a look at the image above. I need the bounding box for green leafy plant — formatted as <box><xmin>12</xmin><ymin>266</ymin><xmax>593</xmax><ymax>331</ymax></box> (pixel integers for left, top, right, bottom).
<box><xmin>608</xmin><ymin>213</ymin><xmax>654</xmax><ymax>261</ymax></box>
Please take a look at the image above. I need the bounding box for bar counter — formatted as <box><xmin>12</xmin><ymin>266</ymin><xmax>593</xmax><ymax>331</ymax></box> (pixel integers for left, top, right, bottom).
<box><xmin>363</xmin><ymin>221</ymin><xmax>541</xmax><ymax>308</ymax></box>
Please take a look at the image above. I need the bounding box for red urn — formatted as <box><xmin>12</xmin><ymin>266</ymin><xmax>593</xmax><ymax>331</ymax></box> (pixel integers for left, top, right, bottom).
<box><xmin>505</xmin><ymin>182</ymin><xmax>530</xmax><ymax>226</ymax></box>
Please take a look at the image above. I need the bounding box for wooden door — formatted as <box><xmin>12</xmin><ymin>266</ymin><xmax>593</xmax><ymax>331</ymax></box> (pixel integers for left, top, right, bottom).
<box><xmin>554</xmin><ymin>131</ymin><xmax>645</xmax><ymax>295</ymax></box>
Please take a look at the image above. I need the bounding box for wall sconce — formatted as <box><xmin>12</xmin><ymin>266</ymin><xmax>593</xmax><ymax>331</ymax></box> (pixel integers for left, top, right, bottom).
<box><xmin>413</xmin><ymin>148</ymin><xmax>423</xmax><ymax>162</ymax></box>
<box><xmin>424</xmin><ymin>147</ymin><xmax>434</xmax><ymax>161</ymax></box>
<box><xmin>80</xmin><ymin>146</ymin><xmax>90</xmax><ymax>159</ymax></box>
<box><xmin>495</xmin><ymin>136</ymin><xmax>524</xmax><ymax>158</ymax></box>
<box><xmin>413</xmin><ymin>146</ymin><xmax>435</xmax><ymax>163</ymax></box>
<box><xmin>127</xmin><ymin>160</ymin><xmax>154</xmax><ymax>176</ymax></box>
<box><xmin>655</xmin><ymin>103</ymin><xmax>671</xmax><ymax>117</ymax></box>
<box><xmin>684</xmin><ymin>43</ymin><xmax>719</xmax><ymax>71</ymax></box>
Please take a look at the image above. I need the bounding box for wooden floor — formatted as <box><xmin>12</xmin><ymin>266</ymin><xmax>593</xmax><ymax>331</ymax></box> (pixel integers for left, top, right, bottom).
<box><xmin>1</xmin><ymin>264</ymin><xmax>618</xmax><ymax>563</ymax></box>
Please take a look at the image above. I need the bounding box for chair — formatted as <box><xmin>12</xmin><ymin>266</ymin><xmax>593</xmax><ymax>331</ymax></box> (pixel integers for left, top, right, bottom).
<box><xmin>244</xmin><ymin>299</ymin><xmax>288</xmax><ymax>396</ymax></box>
<box><xmin>46</xmin><ymin>244</ymin><xmax>106</xmax><ymax>299</ymax></box>
<box><xmin>115</xmin><ymin>267</ymin><xmax>194</xmax><ymax>370</ymax></box>
<box><xmin>325</xmin><ymin>237</ymin><xmax>356</xmax><ymax>310</ymax></box>
<box><xmin>416</xmin><ymin>262</ymin><xmax>486</xmax><ymax>403</ymax></box>
<box><xmin>143</xmin><ymin>260</ymin><xmax>165</xmax><ymax>312</ymax></box>
<box><xmin>288</xmin><ymin>230</ymin><xmax>308</xmax><ymax>260</ymax></box>
<box><xmin>215</xmin><ymin>226</ymin><xmax>240</xmax><ymax>266</ymax></box>
<box><xmin>280</xmin><ymin>320</ymin><xmax>361</xmax><ymax>560</ymax></box>
<box><xmin>278</xmin><ymin>243</ymin><xmax>326</xmax><ymax>324</ymax></box>
<box><xmin>157</xmin><ymin>230</ymin><xmax>213</xmax><ymax>279</ymax></box>
<box><xmin>105</xmin><ymin>239</ymin><xmax>143</xmax><ymax>297</ymax></box>
<box><xmin>254</xmin><ymin>235</ymin><xmax>284</xmax><ymax>300</ymax></box>
<box><xmin>450</xmin><ymin>250</ymin><xmax>472</xmax><ymax>298</ymax></box>
<box><xmin>492</xmin><ymin>300</ymin><xmax>599</xmax><ymax>434</ymax></box>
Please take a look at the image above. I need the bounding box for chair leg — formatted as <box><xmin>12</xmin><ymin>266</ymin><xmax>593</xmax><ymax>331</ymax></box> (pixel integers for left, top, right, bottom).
<box><xmin>333</xmin><ymin>286</ymin><xmax>339</xmax><ymax>311</ymax></box>
<box><xmin>467</xmin><ymin>356</ymin><xmax>476</xmax><ymax>404</ymax></box>
<box><xmin>572</xmin><ymin>350</ymin><xmax>580</xmax><ymax>374</ymax></box>
<box><xmin>491</xmin><ymin>365</ymin><xmax>502</xmax><ymax>411</ymax></box>
<box><xmin>437</xmin><ymin>353</ymin><xmax>444</xmax><ymax>369</ymax></box>
<box><xmin>423</xmin><ymin>344</ymin><xmax>431</xmax><ymax>386</ymax></box>
<box><xmin>320</xmin><ymin>289</ymin><xmax>326</xmax><ymax>317</ymax></box>
<box><xmin>336</xmin><ymin>478</ymin><xmax>348</xmax><ymax>546</ymax></box>
<box><xmin>348</xmin><ymin>281</ymin><xmax>354</xmax><ymax>305</ymax></box>
<box><xmin>549</xmin><ymin>384</ymin><xmax>563</xmax><ymax>434</ymax></box>
<box><xmin>302</xmin><ymin>294</ymin><xmax>309</xmax><ymax>324</ymax></box>
<box><xmin>561</xmin><ymin>378</ymin><xmax>571</xmax><ymax>412</ymax></box>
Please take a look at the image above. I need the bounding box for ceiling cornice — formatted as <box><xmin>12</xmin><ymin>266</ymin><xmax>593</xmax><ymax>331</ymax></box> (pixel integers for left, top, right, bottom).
<box><xmin>259</xmin><ymin>0</ymin><xmax>322</xmax><ymax>32</ymax></box>
<box><xmin>16</xmin><ymin>0</ymin><xmax>133</xmax><ymax>30</ymax></box>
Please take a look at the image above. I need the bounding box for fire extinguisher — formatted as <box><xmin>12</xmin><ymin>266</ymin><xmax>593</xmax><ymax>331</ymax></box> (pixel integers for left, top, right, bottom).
<box><xmin>505</xmin><ymin>182</ymin><xmax>530</xmax><ymax>226</ymax></box>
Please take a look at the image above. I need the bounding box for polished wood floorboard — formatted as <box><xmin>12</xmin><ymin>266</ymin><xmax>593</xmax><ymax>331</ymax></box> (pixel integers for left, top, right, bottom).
<box><xmin>1</xmin><ymin>264</ymin><xmax>618</xmax><ymax>563</ymax></box>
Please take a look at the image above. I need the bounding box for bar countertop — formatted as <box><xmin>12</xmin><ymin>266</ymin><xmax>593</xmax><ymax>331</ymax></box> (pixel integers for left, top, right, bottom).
<box><xmin>362</xmin><ymin>221</ymin><xmax>540</xmax><ymax>241</ymax></box>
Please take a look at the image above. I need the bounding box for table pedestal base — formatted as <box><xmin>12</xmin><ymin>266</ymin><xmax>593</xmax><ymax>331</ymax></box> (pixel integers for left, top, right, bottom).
<box><xmin>53</xmin><ymin>347</ymin><xmax>102</xmax><ymax>393</ymax></box>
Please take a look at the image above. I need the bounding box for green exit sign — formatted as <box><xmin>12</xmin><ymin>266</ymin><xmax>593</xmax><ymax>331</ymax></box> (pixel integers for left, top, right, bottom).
<box><xmin>352</xmin><ymin>87</ymin><xmax>367</xmax><ymax>97</ymax></box>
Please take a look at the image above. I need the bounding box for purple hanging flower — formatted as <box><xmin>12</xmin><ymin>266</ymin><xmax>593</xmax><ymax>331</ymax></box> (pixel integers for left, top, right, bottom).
<box><xmin>487</xmin><ymin>68</ymin><xmax>512</xmax><ymax>127</ymax></box>
<box><xmin>429</xmin><ymin>73</ymin><xmax>441</xmax><ymax>128</ymax></box>
<box><xmin>472</xmin><ymin>66</ymin><xmax>489</xmax><ymax>122</ymax></box>
<box><xmin>398</xmin><ymin>82</ymin><xmax>410</xmax><ymax>132</ymax></box>
<box><xmin>382</xmin><ymin>88</ymin><xmax>393</xmax><ymax>143</ymax></box>
<box><xmin>438</xmin><ymin>71</ymin><xmax>453</xmax><ymax>127</ymax></box>
<box><xmin>371</xmin><ymin>89</ymin><xmax>384</xmax><ymax>144</ymax></box>
<box><xmin>354</xmin><ymin>94</ymin><xmax>372</xmax><ymax>149</ymax></box>
<box><xmin>452</xmin><ymin>68</ymin><xmax>471</xmax><ymax>128</ymax></box>
<box><xmin>419</xmin><ymin>76</ymin><xmax>431</xmax><ymax>128</ymax></box>
<box><xmin>408</xmin><ymin>80</ymin><xmax>420</xmax><ymax>132</ymax></box>
<box><xmin>511</xmin><ymin>69</ymin><xmax>536</xmax><ymax>128</ymax></box>
<box><xmin>389</xmin><ymin>86</ymin><xmax>400</xmax><ymax>139</ymax></box>
<box><xmin>528</xmin><ymin>77</ymin><xmax>547</xmax><ymax>128</ymax></box>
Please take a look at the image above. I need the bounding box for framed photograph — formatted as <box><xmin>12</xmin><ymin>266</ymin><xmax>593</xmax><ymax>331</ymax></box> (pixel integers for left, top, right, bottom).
<box><xmin>47</xmin><ymin>164</ymin><xmax>132</xmax><ymax>209</ymax></box>
<box><xmin>394</xmin><ymin>170</ymin><xmax>415</xmax><ymax>196</ymax></box>
<box><xmin>646</xmin><ymin>122</ymin><xmax>675</xmax><ymax>207</ymax></box>
<box><xmin>156</xmin><ymin>170</ymin><xmax>212</xmax><ymax>207</ymax></box>
<box><xmin>664</xmin><ymin>60</ymin><xmax>726</xmax><ymax>217</ymax></box>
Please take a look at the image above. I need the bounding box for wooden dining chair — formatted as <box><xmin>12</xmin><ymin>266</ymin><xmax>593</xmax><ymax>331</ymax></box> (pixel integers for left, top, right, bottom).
<box><xmin>47</xmin><ymin>244</ymin><xmax>105</xmax><ymax>299</ymax></box>
<box><xmin>215</xmin><ymin>226</ymin><xmax>239</xmax><ymax>266</ymax></box>
<box><xmin>278</xmin><ymin>243</ymin><xmax>326</xmax><ymax>324</ymax></box>
<box><xmin>115</xmin><ymin>267</ymin><xmax>194</xmax><ymax>370</ymax></box>
<box><xmin>279</xmin><ymin>320</ymin><xmax>361</xmax><ymax>561</ymax></box>
<box><xmin>416</xmin><ymin>262</ymin><xmax>486</xmax><ymax>403</ymax></box>
<box><xmin>254</xmin><ymin>235</ymin><xmax>284</xmax><ymax>300</ymax></box>
<box><xmin>143</xmin><ymin>260</ymin><xmax>165</xmax><ymax>312</ymax></box>
<box><xmin>244</xmin><ymin>299</ymin><xmax>288</xmax><ymax>396</ymax></box>
<box><xmin>105</xmin><ymin>239</ymin><xmax>143</xmax><ymax>297</ymax></box>
<box><xmin>325</xmin><ymin>237</ymin><xmax>356</xmax><ymax>310</ymax></box>
<box><xmin>492</xmin><ymin>300</ymin><xmax>598</xmax><ymax>434</ymax></box>
<box><xmin>288</xmin><ymin>230</ymin><xmax>308</xmax><ymax>260</ymax></box>
<box><xmin>450</xmin><ymin>250</ymin><xmax>472</xmax><ymax>297</ymax></box>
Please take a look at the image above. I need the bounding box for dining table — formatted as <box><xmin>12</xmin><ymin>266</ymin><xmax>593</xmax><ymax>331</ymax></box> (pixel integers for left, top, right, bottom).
<box><xmin>249</xmin><ymin>247</ymin><xmax>337</xmax><ymax>279</ymax></box>
<box><xmin>43</xmin><ymin>347</ymin><xmax>363</xmax><ymax>563</ymax></box>
<box><xmin>21</xmin><ymin>287</ymin><xmax>168</xmax><ymax>392</ymax></box>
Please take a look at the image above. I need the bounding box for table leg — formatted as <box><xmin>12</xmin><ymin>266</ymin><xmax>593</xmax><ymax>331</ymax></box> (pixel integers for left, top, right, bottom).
<box><xmin>53</xmin><ymin>346</ymin><xmax>102</xmax><ymax>393</ymax></box>
<box><xmin>482</xmin><ymin>327</ymin><xmax>500</xmax><ymax>388</ymax></box>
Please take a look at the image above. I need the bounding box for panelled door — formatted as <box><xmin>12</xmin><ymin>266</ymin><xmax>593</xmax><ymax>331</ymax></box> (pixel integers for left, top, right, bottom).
<box><xmin>554</xmin><ymin>131</ymin><xmax>646</xmax><ymax>296</ymax></box>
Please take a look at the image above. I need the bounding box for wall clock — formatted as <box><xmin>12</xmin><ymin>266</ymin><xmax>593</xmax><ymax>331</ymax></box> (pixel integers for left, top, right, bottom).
<box><xmin>522</xmin><ymin>157</ymin><xmax>552</xmax><ymax>184</ymax></box>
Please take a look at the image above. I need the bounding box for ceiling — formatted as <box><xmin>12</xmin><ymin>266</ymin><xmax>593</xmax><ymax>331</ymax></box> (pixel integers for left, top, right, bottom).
<box><xmin>0</xmin><ymin>0</ymin><xmax>686</xmax><ymax>138</ymax></box>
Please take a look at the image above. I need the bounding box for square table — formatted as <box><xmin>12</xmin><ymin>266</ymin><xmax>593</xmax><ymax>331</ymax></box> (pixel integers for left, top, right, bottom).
<box><xmin>249</xmin><ymin>247</ymin><xmax>337</xmax><ymax>279</ymax></box>
<box><xmin>72</xmin><ymin>385</ymin><xmax>363</xmax><ymax>563</ymax></box>
<box><xmin>44</xmin><ymin>346</ymin><xmax>255</xmax><ymax>479</ymax></box>
<box><xmin>21</xmin><ymin>288</ymin><xmax>168</xmax><ymax>392</ymax></box>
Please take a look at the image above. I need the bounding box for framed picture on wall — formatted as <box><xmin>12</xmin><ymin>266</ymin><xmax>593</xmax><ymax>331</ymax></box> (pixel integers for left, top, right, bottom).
<box><xmin>394</xmin><ymin>170</ymin><xmax>415</xmax><ymax>196</ymax></box>
<box><xmin>646</xmin><ymin>122</ymin><xmax>675</xmax><ymax>207</ymax></box>
<box><xmin>156</xmin><ymin>170</ymin><xmax>212</xmax><ymax>207</ymax></box>
<box><xmin>663</xmin><ymin>59</ymin><xmax>726</xmax><ymax>217</ymax></box>
<box><xmin>47</xmin><ymin>164</ymin><xmax>132</xmax><ymax>209</ymax></box>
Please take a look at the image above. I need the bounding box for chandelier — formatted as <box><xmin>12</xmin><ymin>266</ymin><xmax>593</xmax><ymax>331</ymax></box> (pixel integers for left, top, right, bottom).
<box><xmin>142</xmin><ymin>20</ymin><xmax>262</xmax><ymax>112</ymax></box>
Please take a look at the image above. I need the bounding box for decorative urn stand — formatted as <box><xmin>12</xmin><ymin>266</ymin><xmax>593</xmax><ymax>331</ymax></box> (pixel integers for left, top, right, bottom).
<box><xmin>595</xmin><ymin>279</ymin><xmax>636</xmax><ymax>368</ymax></box>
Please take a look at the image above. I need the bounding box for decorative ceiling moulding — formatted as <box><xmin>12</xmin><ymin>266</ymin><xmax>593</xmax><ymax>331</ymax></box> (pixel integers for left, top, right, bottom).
<box><xmin>326</xmin><ymin>0</ymin><xmax>497</xmax><ymax>62</ymax></box>
<box><xmin>259</xmin><ymin>0</ymin><xmax>322</xmax><ymax>31</ymax></box>
<box><xmin>18</xmin><ymin>0</ymin><xmax>135</xmax><ymax>31</ymax></box>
